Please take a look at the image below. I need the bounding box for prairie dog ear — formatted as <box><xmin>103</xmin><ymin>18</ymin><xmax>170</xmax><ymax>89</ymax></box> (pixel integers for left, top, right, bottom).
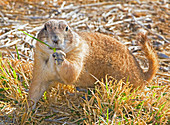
<box><xmin>44</xmin><ymin>22</ymin><xmax>51</xmax><ymax>30</ymax></box>
<box><xmin>58</xmin><ymin>21</ymin><xmax>70</xmax><ymax>31</ymax></box>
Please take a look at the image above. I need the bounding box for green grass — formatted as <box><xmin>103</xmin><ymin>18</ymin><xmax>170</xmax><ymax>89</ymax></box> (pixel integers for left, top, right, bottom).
<box><xmin>0</xmin><ymin>51</ymin><xmax>169</xmax><ymax>124</ymax></box>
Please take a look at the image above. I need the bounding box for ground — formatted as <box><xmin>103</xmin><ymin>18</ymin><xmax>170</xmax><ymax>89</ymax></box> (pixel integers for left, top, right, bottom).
<box><xmin>0</xmin><ymin>0</ymin><xmax>169</xmax><ymax>124</ymax></box>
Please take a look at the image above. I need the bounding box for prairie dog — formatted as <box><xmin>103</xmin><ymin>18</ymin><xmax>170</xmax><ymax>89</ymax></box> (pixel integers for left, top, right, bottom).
<box><xmin>28</xmin><ymin>19</ymin><xmax>158</xmax><ymax>109</ymax></box>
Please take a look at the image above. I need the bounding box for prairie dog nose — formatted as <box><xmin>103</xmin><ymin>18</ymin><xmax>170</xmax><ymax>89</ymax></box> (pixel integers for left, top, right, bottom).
<box><xmin>52</xmin><ymin>36</ymin><xmax>59</xmax><ymax>44</ymax></box>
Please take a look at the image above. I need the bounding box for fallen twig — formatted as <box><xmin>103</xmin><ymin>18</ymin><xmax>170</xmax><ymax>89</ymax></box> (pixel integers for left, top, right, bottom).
<box><xmin>105</xmin><ymin>17</ymin><xmax>145</xmax><ymax>27</ymax></box>
<box><xmin>63</xmin><ymin>2</ymin><xmax>114</xmax><ymax>10</ymax></box>
<box><xmin>11</xmin><ymin>52</ymin><xmax>34</xmax><ymax>61</ymax></box>
<box><xmin>0</xmin><ymin>24</ymin><xmax>28</xmax><ymax>40</ymax></box>
<box><xmin>156</xmin><ymin>72</ymin><xmax>170</xmax><ymax>77</ymax></box>
<box><xmin>131</xmin><ymin>14</ymin><xmax>169</xmax><ymax>43</ymax></box>
<box><xmin>0</xmin><ymin>40</ymin><xmax>20</xmax><ymax>48</ymax></box>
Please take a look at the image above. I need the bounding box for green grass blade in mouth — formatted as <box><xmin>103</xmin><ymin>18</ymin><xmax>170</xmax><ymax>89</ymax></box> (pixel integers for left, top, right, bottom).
<box><xmin>19</xmin><ymin>30</ymin><xmax>56</xmax><ymax>52</ymax></box>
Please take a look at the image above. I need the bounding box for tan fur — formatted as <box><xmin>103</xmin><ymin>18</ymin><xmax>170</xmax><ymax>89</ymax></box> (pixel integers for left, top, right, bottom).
<box><xmin>28</xmin><ymin>20</ymin><xmax>158</xmax><ymax>109</ymax></box>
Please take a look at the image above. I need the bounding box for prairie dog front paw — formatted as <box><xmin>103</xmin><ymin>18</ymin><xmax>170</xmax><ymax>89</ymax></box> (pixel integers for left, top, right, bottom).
<box><xmin>52</xmin><ymin>50</ymin><xmax>66</xmax><ymax>65</ymax></box>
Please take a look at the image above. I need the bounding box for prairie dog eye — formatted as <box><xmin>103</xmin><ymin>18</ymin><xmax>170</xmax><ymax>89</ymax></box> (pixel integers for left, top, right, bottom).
<box><xmin>65</xmin><ymin>26</ymin><xmax>69</xmax><ymax>31</ymax></box>
<box><xmin>44</xmin><ymin>25</ymin><xmax>47</xmax><ymax>30</ymax></box>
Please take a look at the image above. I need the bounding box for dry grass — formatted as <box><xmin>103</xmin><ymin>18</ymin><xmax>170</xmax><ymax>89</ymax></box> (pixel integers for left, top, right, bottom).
<box><xmin>0</xmin><ymin>0</ymin><xmax>169</xmax><ymax>124</ymax></box>
<box><xmin>0</xmin><ymin>57</ymin><xmax>169</xmax><ymax>124</ymax></box>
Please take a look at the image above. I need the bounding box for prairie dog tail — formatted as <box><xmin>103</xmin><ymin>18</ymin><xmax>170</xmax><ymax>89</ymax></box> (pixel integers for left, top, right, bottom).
<box><xmin>138</xmin><ymin>32</ymin><xmax>158</xmax><ymax>83</ymax></box>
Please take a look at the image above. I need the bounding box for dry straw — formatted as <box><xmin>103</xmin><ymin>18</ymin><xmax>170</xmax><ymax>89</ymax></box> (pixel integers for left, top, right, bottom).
<box><xmin>0</xmin><ymin>0</ymin><xmax>169</xmax><ymax>124</ymax></box>
<box><xmin>0</xmin><ymin>58</ymin><xmax>169</xmax><ymax>124</ymax></box>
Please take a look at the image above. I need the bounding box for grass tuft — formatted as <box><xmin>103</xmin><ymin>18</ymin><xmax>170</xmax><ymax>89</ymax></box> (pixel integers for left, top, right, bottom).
<box><xmin>0</xmin><ymin>57</ymin><xmax>169</xmax><ymax>124</ymax></box>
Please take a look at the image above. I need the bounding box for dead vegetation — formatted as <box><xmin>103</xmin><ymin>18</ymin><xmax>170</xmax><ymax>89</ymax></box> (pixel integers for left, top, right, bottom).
<box><xmin>0</xmin><ymin>0</ymin><xmax>169</xmax><ymax>124</ymax></box>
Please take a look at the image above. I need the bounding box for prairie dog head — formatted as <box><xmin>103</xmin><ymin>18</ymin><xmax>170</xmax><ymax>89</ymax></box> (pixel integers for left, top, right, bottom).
<box><xmin>38</xmin><ymin>20</ymin><xmax>80</xmax><ymax>53</ymax></box>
